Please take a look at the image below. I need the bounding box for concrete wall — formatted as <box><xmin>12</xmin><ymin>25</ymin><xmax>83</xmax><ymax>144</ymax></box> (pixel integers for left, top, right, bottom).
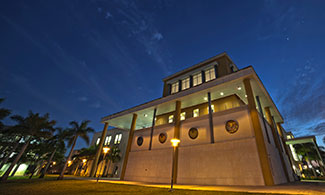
<box><xmin>125</xmin><ymin>105</ymin><xmax>267</xmax><ymax>185</ymax></box>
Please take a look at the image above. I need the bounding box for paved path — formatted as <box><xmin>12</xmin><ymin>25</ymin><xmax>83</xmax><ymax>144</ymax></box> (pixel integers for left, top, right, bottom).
<box><xmin>66</xmin><ymin>176</ymin><xmax>325</xmax><ymax>194</ymax></box>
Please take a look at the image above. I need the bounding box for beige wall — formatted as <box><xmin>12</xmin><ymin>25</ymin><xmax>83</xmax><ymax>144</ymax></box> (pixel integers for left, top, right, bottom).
<box><xmin>124</xmin><ymin>106</ymin><xmax>268</xmax><ymax>185</ymax></box>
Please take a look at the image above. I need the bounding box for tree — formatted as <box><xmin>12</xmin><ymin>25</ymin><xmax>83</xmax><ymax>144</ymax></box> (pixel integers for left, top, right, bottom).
<box><xmin>39</xmin><ymin>127</ymin><xmax>67</xmax><ymax>178</ymax></box>
<box><xmin>104</xmin><ymin>146</ymin><xmax>121</xmax><ymax>177</ymax></box>
<box><xmin>0</xmin><ymin>98</ymin><xmax>11</xmax><ymax>130</ymax></box>
<box><xmin>0</xmin><ymin>112</ymin><xmax>55</xmax><ymax>182</ymax></box>
<box><xmin>57</xmin><ymin>120</ymin><xmax>94</xmax><ymax>180</ymax></box>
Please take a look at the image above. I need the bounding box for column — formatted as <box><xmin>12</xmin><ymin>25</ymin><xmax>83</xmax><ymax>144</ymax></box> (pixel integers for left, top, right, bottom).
<box><xmin>172</xmin><ymin>101</ymin><xmax>181</xmax><ymax>184</ymax></box>
<box><xmin>149</xmin><ymin>108</ymin><xmax>157</xmax><ymax>150</ymax></box>
<box><xmin>120</xmin><ymin>113</ymin><xmax>137</xmax><ymax>180</ymax></box>
<box><xmin>89</xmin><ymin>122</ymin><xmax>109</xmax><ymax>177</ymax></box>
<box><xmin>207</xmin><ymin>92</ymin><xmax>215</xmax><ymax>143</ymax></box>
<box><xmin>264</xmin><ymin>107</ymin><xmax>290</xmax><ymax>182</ymax></box>
<box><xmin>243</xmin><ymin>78</ymin><xmax>274</xmax><ymax>186</ymax></box>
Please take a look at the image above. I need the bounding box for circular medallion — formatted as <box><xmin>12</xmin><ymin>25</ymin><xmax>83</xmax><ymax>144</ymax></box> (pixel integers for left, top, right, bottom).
<box><xmin>225</xmin><ymin>120</ymin><xmax>239</xmax><ymax>134</ymax></box>
<box><xmin>158</xmin><ymin>133</ymin><xmax>167</xmax><ymax>144</ymax></box>
<box><xmin>137</xmin><ymin>136</ymin><xmax>143</xmax><ymax>146</ymax></box>
<box><xmin>188</xmin><ymin>128</ymin><xmax>198</xmax><ymax>139</ymax></box>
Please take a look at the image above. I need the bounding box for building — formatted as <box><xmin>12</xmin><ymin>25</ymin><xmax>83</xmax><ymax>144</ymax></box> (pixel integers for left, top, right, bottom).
<box><xmin>284</xmin><ymin>133</ymin><xmax>325</xmax><ymax>179</ymax></box>
<box><xmin>96</xmin><ymin>52</ymin><xmax>295</xmax><ymax>186</ymax></box>
<box><xmin>89</xmin><ymin>128</ymin><xmax>129</xmax><ymax>178</ymax></box>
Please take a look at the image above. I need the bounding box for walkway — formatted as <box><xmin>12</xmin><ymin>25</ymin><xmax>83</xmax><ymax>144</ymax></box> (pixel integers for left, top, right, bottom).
<box><xmin>65</xmin><ymin>176</ymin><xmax>325</xmax><ymax>194</ymax></box>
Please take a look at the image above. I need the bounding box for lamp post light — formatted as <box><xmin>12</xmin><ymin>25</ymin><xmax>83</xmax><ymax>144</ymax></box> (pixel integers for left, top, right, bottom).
<box><xmin>97</xmin><ymin>147</ymin><xmax>110</xmax><ymax>182</ymax></box>
<box><xmin>169</xmin><ymin>138</ymin><xmax>180</xmax><ymax>192</ymax></box>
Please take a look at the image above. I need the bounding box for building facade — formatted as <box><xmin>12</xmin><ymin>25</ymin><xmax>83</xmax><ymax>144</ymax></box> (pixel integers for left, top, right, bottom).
<box><xmin>97</xmin><ymin>52</ymin><xmax>295</xmax><ymax>186</ymax></box>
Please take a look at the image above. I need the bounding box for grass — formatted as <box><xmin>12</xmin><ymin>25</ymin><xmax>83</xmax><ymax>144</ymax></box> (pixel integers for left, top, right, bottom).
<box><xmin>0</xmin><ymin>177</ymin><xmax>288</xmax><ymax>195</ymax></box>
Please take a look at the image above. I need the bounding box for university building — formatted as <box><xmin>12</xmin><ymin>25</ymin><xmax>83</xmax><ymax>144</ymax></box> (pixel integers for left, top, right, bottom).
<box><xmin>92</xmin><ymin>52</ymin><xmax>296</xmax><ymax>186</ymax></box>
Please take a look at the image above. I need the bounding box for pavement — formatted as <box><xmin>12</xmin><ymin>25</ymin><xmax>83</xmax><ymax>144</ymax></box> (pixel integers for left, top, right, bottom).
<box><xmin>65</xmin><ymin>175</ymin><xmax>325</xmax><ymax>195</ymax></box>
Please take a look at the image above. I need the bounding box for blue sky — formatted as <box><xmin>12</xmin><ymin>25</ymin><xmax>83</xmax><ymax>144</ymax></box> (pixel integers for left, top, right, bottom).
<box><xmin>0</xmin><ymin>0</ymin><xmax>324</xmax><ymax>150</ymax></box>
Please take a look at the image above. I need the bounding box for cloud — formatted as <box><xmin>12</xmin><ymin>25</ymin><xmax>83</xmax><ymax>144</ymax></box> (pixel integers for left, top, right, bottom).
<box><xmin>278</xmin><ymin>59</ymin><xmax>325</xmax><ymax>137</ymax></box>
<box><xmin>105</xmin><ymin>11</ymin><xmax>112</xmax><ymax>19</ymax></box>
<box><xmin>78</xmin><ymin>96</ymin><xmax>88</xmax><ymax>102</ymax></box>
<box><xmin>90</xmin><ymin>101</ymin><xmax>101</xmax><ymax>108</ymax></box>
<box><xmin>153</xmin><ymin>32</ymin><xmax>163</xmax><ymax>41</ymax></box>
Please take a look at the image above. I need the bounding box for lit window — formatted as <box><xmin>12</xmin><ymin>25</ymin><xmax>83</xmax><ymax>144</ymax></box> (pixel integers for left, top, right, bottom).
<box><xmin>180</xmin><ymin>112</ymin><xmax>186</xmax><ymax>121</ymax></box>
<box><xmin>105</xmin><ymin>136</ymin><xmax>112</xmax><ymax>145</ymax></box>
<box><xmin>114</xmin><ymin>133</ymin><xmax>122</xmax><ymax>144</ymax></box>
<box><xmin>168</xmin><ymin>115</ymin><xmax>174</xmax><ymax>123</ymax></box>
<box><xmin>210</xmin><ymin>105</ymin><xmax>215</xmax><ymax>113</ymax></box>
<box><xmin>182</xmin><ymin>78</ymin><xmax>190</xmax><ymax>90</ymax></box>
<box><xmin>193</xmin><ymin>73</ymin><xmax>202</xmax><ymax>86</ymax></box>
<box><xmin>205</xmin><ymin>68</ymin><xmax>216</xmax><ymax>82</ymax></box>
<box><xmin>193</xmin><ymin>109</ymin><xmax>199</xmax><ymax>117</ymax></box>
<box><xmin>96</xmin><ymin>138</ymin><xmax>100</xmax><ymax>145</ymax></box>
<box><xmin>171</xmin><ymin>82</ymin><xmax>179</xmax><ymax>94</ymax></box>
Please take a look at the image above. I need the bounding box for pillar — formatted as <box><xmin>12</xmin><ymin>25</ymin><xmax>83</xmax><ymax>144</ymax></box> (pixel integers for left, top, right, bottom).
<box><xmin>89</xmin><ymin>122</ymin><xmax>109</xmax><ymax>177</ymax></box>
<box><xmin>120</xmin><ymin>113</ymin><xmax>137</xmax><ymax>180</ymax></box>
<box><xmin>149</xmin><ymin>108</ymin><xmax>157</xmax><ymax>150</ymax></box>
<box><xmin>172</xmin><ymin>101</ymin><xmax>181</xmax><ymax>184</ymax></box>
<box><xmin>207</xmin><ymin>92</ymin><xmax>215</xmax><ymax>143</ymax></box>
<box><xmin>243</xmin><ymin>78</ymin><xmax>274</xmax><ymax>186</ymax></box>
<box><xmin>265</xmin><ymin>107</ymin><xmax>290</xmax><ymax>182</ymax></box>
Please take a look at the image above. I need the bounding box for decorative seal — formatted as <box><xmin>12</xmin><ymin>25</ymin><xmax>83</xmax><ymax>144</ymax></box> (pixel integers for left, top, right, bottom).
<box><xmin>188</xmin><ymin>128</ymin><xmax>199</xmax><ymax>139</ymax></box>
<box><xmin>225</xmin><ymin>120</ymin><xmax>239</xmax><ymax>134</ymax></box>
<box><xmin>158</xmin><ymin>133</ymin><xmax>167</xmax><ymax>144</ymax></box>
<box><xmin>137</xmin><ymin>136</ymin><xmax>143</xmax><ymax>146</ymax></box>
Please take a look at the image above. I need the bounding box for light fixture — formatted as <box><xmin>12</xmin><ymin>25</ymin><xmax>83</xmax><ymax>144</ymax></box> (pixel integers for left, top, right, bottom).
<box><xmin>170</xmin><ymin>138</ymin><xmax>180</xmax><ymax>147</ymax></box>
<box><xmin>237</xmin><ymin>86</ymin><xmax>242</xmax><ymax>90</ymax></box>
<box><xmin>82</xmin><ymin>159</ymin><xmax>87</xmax><ymax>163</ymax></box>
<box><xmin>203</xmin><ymin>97</ymin><xmax>208</xmax><ymax>101</ymax></box>
<box><xmin>103</xmin><ymin>147</ymin><xmax>110</xmax><ymax>154</ymax></box>
<box><xmin>245</xmin><ymin>95</ymin><xmax>247</xmax><ymax>98</ymax></box>
<box><xmin>52</xmin><ymin>161</ymin><xmax>56</xmax><ymax>165</ymax></box>
<box><xmin>144</xmin><ymin>114</ymin><xmax>148</xmax><ymax>117</ymax></box>
<box><xmin>220</xmin><ymin>92</ymin><xmax>224</xmax><ymax>96</ymax></box>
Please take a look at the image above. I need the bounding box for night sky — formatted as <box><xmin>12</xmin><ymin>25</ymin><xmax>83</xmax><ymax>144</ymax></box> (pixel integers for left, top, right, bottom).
<box><xmin>1</xmin><ymin>0</ymin><xmax>324</xmax><ymax>150</ymax></box>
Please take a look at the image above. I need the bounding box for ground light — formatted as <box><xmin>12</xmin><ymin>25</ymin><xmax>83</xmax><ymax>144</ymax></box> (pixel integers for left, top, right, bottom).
<box><xmin>97</xmin><ymin>147</ymin><xmax>110</xmax><ymax>182</ymax></box>
<box><xmin>169</xmin><ymin>138</ymin><xmax>180</xmax><ymax>192</ymax></box>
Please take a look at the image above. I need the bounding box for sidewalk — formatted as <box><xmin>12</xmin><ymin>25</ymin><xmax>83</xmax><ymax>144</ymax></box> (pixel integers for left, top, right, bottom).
<box><xmin>66</xmin><ymin>176</ymin><xmax>325</xmax><ymax>194</ymax></box>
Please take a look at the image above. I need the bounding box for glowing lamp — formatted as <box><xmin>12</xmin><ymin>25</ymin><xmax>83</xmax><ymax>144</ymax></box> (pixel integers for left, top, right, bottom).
<box><xmin>52</xmin><ymin>161</ymin><xmax>56</xmax><ymax>165</ymax></box>
<box><xmin>82</xmin><ymin>159</ymin><xmax>87</xmax><ymax>163</ymax></box>
<box><xmin>103</xmin><ymin>147</ymin><xmax>110</xmax><ymax>154</ymax></box>
<box><xmin>171</xmin><ymin>138</ymin><xmax>180</xmax><ymax>147</ymax></box>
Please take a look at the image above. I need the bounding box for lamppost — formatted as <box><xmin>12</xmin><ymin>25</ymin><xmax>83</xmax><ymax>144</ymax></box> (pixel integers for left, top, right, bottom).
<box><xmin>97</xmin><ymin>147</ymin><xmax>110</xmax><ymax>182</ymax></box>
<box><xmin>169</xmin><ymin>138</ymin><xmax>180</xmax><ymax>192</ymax></box>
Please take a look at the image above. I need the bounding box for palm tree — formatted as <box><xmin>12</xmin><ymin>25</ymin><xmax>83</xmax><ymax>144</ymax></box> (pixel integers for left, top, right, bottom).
<box><xmin>39</xmin><ymin>127</ymin><xmax>67</xmax><ymax>178</ymax></box>
<box><xmin>104</xmin><ymin>146</ymin><xmax>121</xmax><ymax>177</ymax></box>
<box><xmin>0</xmin><ymin>98</ymin><xmax>11</xmax><ymax>130</ymax></box>
<box><xmin>57</xmin><ymin>120</ymin><xmax>94</xmax><ymax>180</ymax></box>
<box><xmin>0</xmin><ymin>112</ymin><xmax>55</xmax><ymax>182</ymax></box>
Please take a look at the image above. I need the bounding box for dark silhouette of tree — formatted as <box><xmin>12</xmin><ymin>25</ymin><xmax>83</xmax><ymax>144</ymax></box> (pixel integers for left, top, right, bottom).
<box><xmin>57</xmin><ymin>120</ymin><xmax>94</xmax><ymax>180</ymax></box>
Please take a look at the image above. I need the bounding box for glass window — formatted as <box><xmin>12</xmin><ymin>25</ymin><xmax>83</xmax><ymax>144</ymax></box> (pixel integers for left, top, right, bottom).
<box><xmin>171</xmin><ymin>82</ymin><xmax>179</xmax><ymax>94</ymax></box>
<box><xmin>96</xmin><ymin>138</ymin><xmax>100</xmax><ymax>145</ymax></box>
<box><xmin>180</xmin><ymin>112</ymin><xmax>186</xmax><ymax>121</ymax></box>
<box><xmin>168</xmin><ymin>115</ymin><xmax>174</xmax><ymax>123</ymax></box>
<box><xmin>193</xmin><ymin>73</ymin><xmax>202</xmax><ymax>86</ymax></box>
<box><xmin>182</xmin><ymin>78</ymin><xmax>190</xmax><ymax>90</ymax></box>
<box><xmin>105</xmin><ymin>135</ymin><xmax>112</xmax><ymax>145</ymax></box>
<box><xmin>114</xmin><ymin>133</ymin><xmax>122</xmax><ymax>144</ymax></box>
<box><xmin>193</xmin><ymin>109</ymin><xmax>199</xmax><ymax>117</ymax></box>
<box><xmin>205</xmin><ymin>68</ymin><xmax>216</xmax><ymax>82</ymax></box>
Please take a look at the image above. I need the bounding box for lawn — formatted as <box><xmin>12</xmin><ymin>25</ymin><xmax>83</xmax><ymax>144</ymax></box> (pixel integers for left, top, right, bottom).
<box><xmin>0</xmin><ymin>177</ymin><xmax>287</xmax><ymax>195</ymax></box>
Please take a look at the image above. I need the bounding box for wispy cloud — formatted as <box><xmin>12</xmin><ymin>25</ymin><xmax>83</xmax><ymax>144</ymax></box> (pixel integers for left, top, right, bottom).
<box><xmin>78</xmin><ymin>96</ymin><xmax>88</xmax><ymax>102</ymax></box>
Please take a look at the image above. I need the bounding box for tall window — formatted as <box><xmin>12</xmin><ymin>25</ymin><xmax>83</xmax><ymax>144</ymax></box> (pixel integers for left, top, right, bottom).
<box><xmin>182</xmin><ymin>78</ymin><xmax>190</xmax><ymax>90</ymax></box>
<box><xmin>105</xmin><ymin>135</ymin><xmax>112</xmax><ymax>145</ymax></box>
<box><xmin>171</xmin><ymin>82</ymin><xmax>179</xmax><ymax>94</ymax></box>
<box><xmin>205</xmin><ymin>68</ymin><xmax>216</xmax><ymax>82</ymax></box>
<box><xmin>192</xmin><ymin>73</ymin><xmax>202</xmax><ymax>86</ymax></box>
<box><xmin>180</xmin><ymin>112</ymin><xmax>186</xmax><ymax>121</ymax></box>
<box><xmin>168</xmin><ymin>115</ymin><xmax>174</xmax><ymax>123</ymax></box>
<box><xmin>114</xmin><ymin>133</ymin><xmax>122</xmax><ymax>144</ymax></box>
<box><xmin>96</xmin><ymin>138</ymin><xmax>100</xmax><ymax>145</ymax></box>
<box><xmin>193</xmin><ymin>109</ymin><xmax>199</xmax><ymax>117</ymax></box>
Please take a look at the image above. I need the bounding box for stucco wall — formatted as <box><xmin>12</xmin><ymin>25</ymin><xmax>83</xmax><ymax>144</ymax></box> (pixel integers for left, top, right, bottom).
<box><xmin>125</xmin><ymin>106</ymin><xmax>267</xmax><ymax>185</ymax></box>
